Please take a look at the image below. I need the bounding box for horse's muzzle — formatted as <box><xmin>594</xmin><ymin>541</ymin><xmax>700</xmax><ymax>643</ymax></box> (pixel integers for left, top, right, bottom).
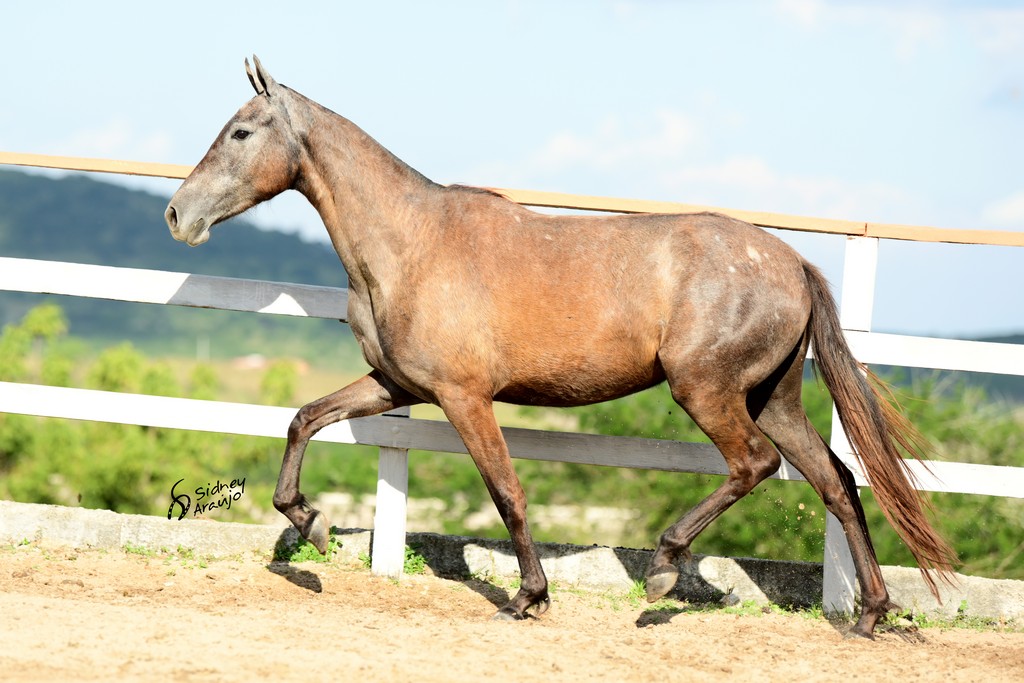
<box><xmin>165</xmin><ymin>205</ymin><xmax>209</xmax><ymax>247</ymax></box>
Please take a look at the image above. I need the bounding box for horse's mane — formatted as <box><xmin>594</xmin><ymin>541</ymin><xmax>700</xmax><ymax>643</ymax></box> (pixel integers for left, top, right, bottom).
<box><xmin>446</xmin><ymin>184</ymin><xmax>509</xmax><ymax>200</ymax></box>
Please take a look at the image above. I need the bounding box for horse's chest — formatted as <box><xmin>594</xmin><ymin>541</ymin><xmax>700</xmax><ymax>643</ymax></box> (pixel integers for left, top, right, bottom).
<box><xmin>346</xmin><ymin>293</ymin><xmax>384</xmax><ymax>360</ymax></box>
<box><xmin>346</xmin><ymin>291</ymin><xmax>411</xmax><ymax>370</ymax></box>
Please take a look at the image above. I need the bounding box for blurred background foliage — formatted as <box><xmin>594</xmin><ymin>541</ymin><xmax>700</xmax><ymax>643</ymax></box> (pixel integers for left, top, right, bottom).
<box><xmin>0</xmin><ymin>303</ymin><xmax>1020</xmax><ymax>580</ymax></box>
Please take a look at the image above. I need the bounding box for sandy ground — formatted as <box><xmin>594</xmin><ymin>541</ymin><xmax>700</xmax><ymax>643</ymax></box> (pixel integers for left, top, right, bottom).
<box><xmin>1</xmin><ymin>544</ymin><xmax>1022</xmax><ymax>682</ymax></box>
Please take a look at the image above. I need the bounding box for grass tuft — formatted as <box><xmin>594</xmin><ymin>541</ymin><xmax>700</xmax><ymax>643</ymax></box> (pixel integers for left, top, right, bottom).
<box><xmin>273</xmin><ymin>527</ymin><xmax>341</xmax><ymax>563</ymax></box>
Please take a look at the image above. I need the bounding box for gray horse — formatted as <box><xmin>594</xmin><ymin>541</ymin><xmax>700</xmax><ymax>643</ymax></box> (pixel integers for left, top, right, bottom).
<box><xmin>166</xmin><ymin>57</ymin><xmax>955</xmax><ymax>638</ymax></box>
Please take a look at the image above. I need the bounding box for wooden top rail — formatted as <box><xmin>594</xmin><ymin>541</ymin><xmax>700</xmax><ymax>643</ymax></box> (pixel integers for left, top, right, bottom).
<box><xmin>2</xmin><ymin>151</ymin><xmax>1023</xmax><ymax>247</ymax></box>
<box><xmin>500</xmin><ymin>188</ymin><xmax>1024</xmax><ymax>247</ymax></box>
<box><xmin>0</xmin><ymin>152</ymin><xmax>193</xmax><ymax>181</ymax></box>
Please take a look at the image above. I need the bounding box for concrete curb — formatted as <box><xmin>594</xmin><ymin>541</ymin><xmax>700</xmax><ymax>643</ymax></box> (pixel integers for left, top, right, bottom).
<box><xmin>1</xmin><ymin>500</ymin><xmax>1020</xmax><ymax>621</ymax></box>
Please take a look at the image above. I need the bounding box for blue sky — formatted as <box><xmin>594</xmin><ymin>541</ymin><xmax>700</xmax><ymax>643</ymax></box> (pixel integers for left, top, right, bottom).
<box><xmin>1</xmin><ymin>1</ymin><xmax>1021</xmax><ymax>337</ymax></box>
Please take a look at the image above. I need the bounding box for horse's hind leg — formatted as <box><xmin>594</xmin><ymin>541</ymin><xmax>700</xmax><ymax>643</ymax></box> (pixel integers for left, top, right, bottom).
<box><xmin>754</xmin><ymin>366</ymin><xmax>893</xmax><ymax>638</ymax></box>
<box><xmin>644</xmin><ymin>386</ymin><xmax>782</xmax><ymax>602</ymax></box>
<box><xmin>273</xmin><ymin>370</ymin><xmax>420</xmax><ymax>553</ymax></box>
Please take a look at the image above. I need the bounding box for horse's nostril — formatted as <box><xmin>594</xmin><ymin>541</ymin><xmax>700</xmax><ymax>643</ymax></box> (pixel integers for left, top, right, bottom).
<box><xmin>165</xmin><ymin>205</ymin><xmax>178</xmax><ymax>230</ymax></box>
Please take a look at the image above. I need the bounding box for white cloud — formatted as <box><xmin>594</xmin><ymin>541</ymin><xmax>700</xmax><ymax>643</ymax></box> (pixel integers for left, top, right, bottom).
<box><xmin>884</xmin><ymin>9</ymin><xmax>945</xmax><ymax>60</ymax></box>
<box><xmin>50</xmin><ymin>118</ymin><xmax>174</xmax><ymax>161</ymax></box>
<box><xmin>473</xmin><ymin>105</ymin><xmax>915</xmax><ymax>225</ymax></box>
<box><xmin>775</xmin><ymin>0</ymin><xmax>824</xmax><ymax>28</ymax></box>
<box><xmin>776</xmin><ymin>4</ymin><xmax>1024</xmax><ymax>62</ymax></box>
<box><xmin>660</xmin><ymin>155</ymin><xmax>912</xmax><ymax>222</ymax></box>
<box><xmin>530</xmin><ymin>110</ymin><xmax>698</xmax><ymax>173</ymax></box>
<box><xmin>969</xmin><ymin>8</ymin><xmax>1024</xmax><ymax>57</ymax></box>
<box><xmin>774</xmin><ymin>1</ymin><xmax>945</xmax><ymax>60</ymax></box>
<box><xmin>982</xmin><ymin>190</ymin><xmax>1024</xmax><ymax>229</ymax></box>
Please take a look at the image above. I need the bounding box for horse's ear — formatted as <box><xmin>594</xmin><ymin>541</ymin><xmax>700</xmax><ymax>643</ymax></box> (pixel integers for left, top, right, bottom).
<box><xmin>244</xmin><ymin>55</ymin><xmax>278</xmax><ymax>96</ymax></box>
<box><xmin>245</xmin><ymin>58</ymin><xmax>264</xmax><ymax>95</ymax></box>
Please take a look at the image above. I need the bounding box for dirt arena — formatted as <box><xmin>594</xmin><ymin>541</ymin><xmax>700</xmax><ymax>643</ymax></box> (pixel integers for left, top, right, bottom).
<box><xmin>1</xmin><ymin>544</ymin><xmax>1021</xmax><ymax>682</ymax></box>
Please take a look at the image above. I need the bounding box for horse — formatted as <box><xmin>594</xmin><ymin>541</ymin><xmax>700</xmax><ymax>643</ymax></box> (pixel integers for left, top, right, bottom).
<box><xmin>165</xmin><ymin>56</ymin><xmax>957</xmax><ymax>638</ymax></box>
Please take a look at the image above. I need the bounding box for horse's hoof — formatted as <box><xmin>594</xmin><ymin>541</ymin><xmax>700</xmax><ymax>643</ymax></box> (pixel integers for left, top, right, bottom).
<box><xmin>492</xmin><ymin>595</ymin><xmax>550</xmax><ymax>621</ymax></box>
<box><xmin>304</xmin><ymin>510</ymin><xmax>331</xmax><ymax>555</ymax></box>
<box><xmin>644</xmin><ymin>565</ymin><xmax>679</xmax><ymax>603</ymax></box>
<box><xmin>844</xmin><ymin>628</ymin><xmax>875</xmax><ymax>641</ymax></box>
<box><xmin>492</xmin><ymin>606</ymin><xmax>523</xmax><ymax>622</ymax></box>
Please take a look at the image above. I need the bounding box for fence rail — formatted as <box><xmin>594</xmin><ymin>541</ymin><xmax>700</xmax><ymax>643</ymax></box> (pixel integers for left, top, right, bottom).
<box><xmin>4</xmin><ymin>150</ymin><xmax>1024</xmax><ymax>247</ymax></box>
<box><xmin>1</xmin><ymin>152</ymin><xmax>1022</xmax><ymax>613</ymax></box>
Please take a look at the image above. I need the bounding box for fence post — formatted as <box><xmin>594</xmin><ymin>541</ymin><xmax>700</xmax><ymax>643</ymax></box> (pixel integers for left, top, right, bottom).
<box><xmin>370</xmin><ymin>406</ymin><xmax>411</xmax><ymax>579</ymax></box>
<box><xmin>822</xmin><ymin>235</ymin><xmax>878</xmax><ymax>615</ymax></box>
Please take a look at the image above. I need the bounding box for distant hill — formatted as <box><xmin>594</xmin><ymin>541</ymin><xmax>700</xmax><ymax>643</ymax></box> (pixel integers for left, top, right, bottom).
<box><xmin>0</xmin><ymin>169</ymin><xmax>360</xmax><ymax>366</ymax></box>
<box><xmin>0</xmin><ymin>169</ymin><xmax>345</xmax><ymax>284</ymax></box>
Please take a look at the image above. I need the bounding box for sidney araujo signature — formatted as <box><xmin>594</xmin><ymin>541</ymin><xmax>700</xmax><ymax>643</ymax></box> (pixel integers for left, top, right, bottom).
<box><xmin>167</xmin><ymin>476</ymin><xmax>246</xmax><ymax>520</ymax></box>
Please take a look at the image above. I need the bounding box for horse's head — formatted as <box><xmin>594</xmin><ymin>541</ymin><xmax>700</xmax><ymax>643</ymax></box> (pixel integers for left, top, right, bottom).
<box><xmin>165</xmin><ymin>56</ymin><xmax>300</xmax><ymax>246</ymax></box>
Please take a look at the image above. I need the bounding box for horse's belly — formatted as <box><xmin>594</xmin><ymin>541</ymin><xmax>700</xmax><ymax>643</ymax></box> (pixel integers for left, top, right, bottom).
<box><xmin>494</xmin><ymin>348</ymin><xmax>665</xmax><ymax>408</ymax></box>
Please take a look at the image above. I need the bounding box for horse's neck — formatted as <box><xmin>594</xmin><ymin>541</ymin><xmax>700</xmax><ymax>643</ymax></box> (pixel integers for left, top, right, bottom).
<box><xmin>293</xmin><ymin>98</ymin><xmax>440</xmax><ymax>295</ymax></box>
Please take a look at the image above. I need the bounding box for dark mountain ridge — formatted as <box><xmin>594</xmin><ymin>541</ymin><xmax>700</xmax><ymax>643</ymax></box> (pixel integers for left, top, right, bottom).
<box><xmin>0</xmin><ymin>169</ymin><xmax>344</xmax><ymax>284</ymax></box>
<box><xmin>0</xmin><ymin>169</ymin><xmax>356</xmax><ymax>364</ymax></box>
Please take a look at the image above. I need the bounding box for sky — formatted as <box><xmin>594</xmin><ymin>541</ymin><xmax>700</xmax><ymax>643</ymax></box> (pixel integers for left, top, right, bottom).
<box><xmin>1</xmin><ymin>0</ymin><xmax>1022</xmax><ymax>338</ymax></box>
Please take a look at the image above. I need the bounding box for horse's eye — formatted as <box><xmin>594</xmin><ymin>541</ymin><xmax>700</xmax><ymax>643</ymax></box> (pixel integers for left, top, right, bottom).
<box><xmin>232</xmin><ymin>129</ymin><xmax>251</xmax><ymax>141</ymax></box>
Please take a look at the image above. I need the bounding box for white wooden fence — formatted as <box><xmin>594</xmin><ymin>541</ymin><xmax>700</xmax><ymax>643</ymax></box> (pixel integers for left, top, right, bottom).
<box><xmin>1</xmin><ymin>152</ymin><xmax>1023</xmax><ymax>613</ymax></box>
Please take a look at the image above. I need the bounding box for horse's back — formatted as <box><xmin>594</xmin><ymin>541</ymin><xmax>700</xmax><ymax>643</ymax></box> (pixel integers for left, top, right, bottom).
<box><xmin>480</xmin><ymin>207</ymin><xmax>811</xmax><ymax>328</ymax></box>
<box><xmin>438</xmin><ymin>204</ymin><xmax>813</xmax><ymax>405</ymax></box>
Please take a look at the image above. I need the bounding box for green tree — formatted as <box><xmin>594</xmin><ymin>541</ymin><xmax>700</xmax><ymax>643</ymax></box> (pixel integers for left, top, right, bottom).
<box><xmin>86</xmin><ymin>342</ymin><xmax>146</xmax><ymax>392</ymax></box>
<box><xmin>20</xmin><ymin>303</ymin><xmax>68</xmax><ymax>341</ymax></box>
<box><xmin>260</xmin><ymin>359</ymin><xmax>297</xmax><ymax>406</ymax></box>
<box><xmin>141</xmin><ymin>362</ymin><xmax>181</xmax><ymax>398</ymax></box>
<box><xmin>0</xmin><ymin>324</ymin><xmax>31</xmax><ymax>381</ymax></box>
<box><xmin>0</xmin><ymin>303</ymin><xmax>72</xmax><ymax>384</ymax></box>
<box><xmin>189</xmin><ymin>363</ymin><xmax>219</xmax><ymax>400</ymax></box>
<box><xmin>40</xmin><ymin>350</ymin><xmax>74</xmax><ymax>387</ymax></box>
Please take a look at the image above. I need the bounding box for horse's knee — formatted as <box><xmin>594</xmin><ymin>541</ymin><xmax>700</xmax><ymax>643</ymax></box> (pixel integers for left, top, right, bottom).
<box><xmin>288</xmin><ymin>405</ymin><xmax>314</xmax><ymax>441</ymax></box>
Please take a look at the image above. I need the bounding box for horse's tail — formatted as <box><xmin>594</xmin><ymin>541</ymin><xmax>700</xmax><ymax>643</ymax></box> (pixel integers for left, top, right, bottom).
<box><xmin>803</xmin><ymin>261</ymin><xmax>958</xmax><ymax>598</ymax></box>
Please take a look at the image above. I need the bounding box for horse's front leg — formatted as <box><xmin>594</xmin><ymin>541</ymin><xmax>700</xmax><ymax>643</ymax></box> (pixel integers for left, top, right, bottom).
<box><xmin>273</xmin><ymin>370</ymin><xmax>420</xmax><ymax>553</ymax></box>
<box><xmin>438</xmin><ymin>390</ymin><xmax>550</xmax><ymax>620</ymax></box>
